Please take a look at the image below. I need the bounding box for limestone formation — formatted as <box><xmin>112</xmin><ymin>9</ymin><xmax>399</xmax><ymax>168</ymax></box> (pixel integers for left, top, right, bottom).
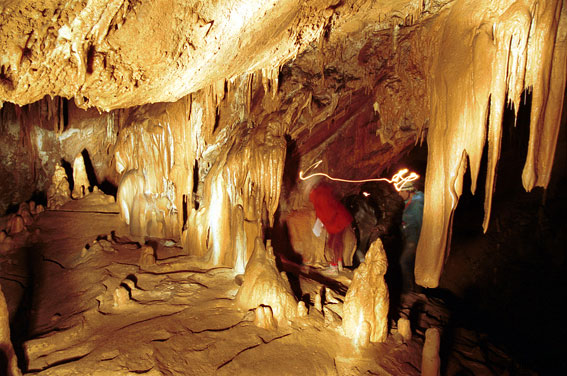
<box><xmin>7</xmin><ymin>215</ymin><xmax>24</xmax><ymax>235</ymax></box>
<box><xmin>0</xmin><ymin>0</ymin><xmax>563</xmax><ymax>291</ymax></box>
<box><xmin>422</xmin><ymin>328</ymin><xmax>441</xmax><ymax>376</ymax></box>
<box><xmin>47</xmin><ymin>163</ymin><xmax>71</xmax><ymax>209</ymax></box>
<box><xmin>314</xmin><ymin>291</ymin><xmax>323</xmax><ymax>312</ymax></box>
<box><xmin>342</xmin><ymin>238</ymin><xmax>389</xmax><ymax>344</ymax></box>
<box><xmin>0</xmin><ymin>1</ymin><xmax>563</xmax><ymax>374</ymax></box>
<box><xmin>235</xmin><ymin>238</ymin><xmax>297</xmax><ymax>325</ymax></box>
<box><xmin>285</xmin><ymin>209</ymin><xmax>327</xmax><ymax>265</ymax></box>
<box><xmin>71</xmin><ymin>153</ymin><xmax>91</xmax><ymax>199</ymax></box>
<box><xmin>285</xmin><ymin>208</ymin><xmax>357</xmax><ymax>266</ymax></box>
<box><xmin>139</xmin><ymin>245</ymin><xmax>156</xmax><ymax>267</ymax></box>
<box><xmin>398</xmin><ymin>317</ymin><xmax>412</xmax><ymax>343</ymax></box>
<box><xmin>297</xmin><ymin>301</ymin><xmax>308</xmax><ymax>318</ymax></box>
<box><xmin>254</xmin><ymin>305</ymin><xmax>278</xmax><ymax>330</ymax></box>
<box><xmin>18</xmin><ymin>203</ymin><xmax>34</xmax><ymax>226</ymax></box>
<box><xmin>416</xmin><ymin>0</ymin><xmax>567</xmax><ymax>288</ymax></box>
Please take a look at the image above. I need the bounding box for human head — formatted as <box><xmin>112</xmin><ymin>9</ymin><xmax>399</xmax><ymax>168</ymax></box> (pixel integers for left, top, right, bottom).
<box><xmin>398</xmin><ymin>181</ymin><xmax>416</xmax><ymax>200</ymax></box>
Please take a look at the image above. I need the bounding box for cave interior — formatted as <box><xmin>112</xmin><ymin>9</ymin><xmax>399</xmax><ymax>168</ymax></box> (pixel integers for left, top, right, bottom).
<box><xmin>0</xmin><ymin>0</ymin><xmax>566</xmax><ymax>375</ymax></box>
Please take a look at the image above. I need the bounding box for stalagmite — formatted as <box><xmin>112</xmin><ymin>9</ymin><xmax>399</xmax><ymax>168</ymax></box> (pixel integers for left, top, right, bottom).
<box><xmin>342</xmin><ymin>238</ymin><xmax>389</xmax><ymax>344</ymax></box>
<box><xmin>71</xmin><ymin>153</ymin><xmax>90</xmax><ymax>199</ymax></box>
<box><xmin>357</xmin><ymin>321</ymin><xmax>371</xmax><ymax>348</ymax></box>
<box><xmin>114</xmin><ymin>111</ymin><xmax>179</xmax><ymax>239</ymax></box>
<box><xmin>297</xmin><ymin>301</ymin><xmax>308</xmax><ymax>318</ymax></box>
<box><xmin>235</xmin><ymin>238</ymin><xmax>298</xmax><ymax>326</ymax></box>
<box><xmin>139</xmin><ymin>245</ymin><xmax>156</xmax><ymax>267</ymax></box>
<box><xmin>47</xmin><ymin>163</ymin><xmax>71</xmax><ymax>209</ymax></box>
<box><xmin>398</xmin><ymin>317</ymin><xmax>412</xmax><ymax>343</ymax></box>
<box><xmin>285</xmin><ymin>209</ymin><xmax>327</xmax><ymax>265</ymax></box>
<box><xmin>7</xmin><ymin>215</ymin><xmax>24</xmax><ymax>235</ymax></box>
<box><xmin>421</xmin><ymin>328</ymin><xmax>441</xmax><ymax>376</ymax></box>
<box><xmin>0</xmin><ymin>284</ymin><xmax>23</xmax><ymax>376</ymax></box>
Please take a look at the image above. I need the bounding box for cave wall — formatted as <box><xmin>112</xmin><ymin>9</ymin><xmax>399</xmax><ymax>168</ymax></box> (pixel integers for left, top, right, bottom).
<box><xmin>0</xmin><ymin>98</ymin><xmax>118</xmax><ymax>214</ymax></box>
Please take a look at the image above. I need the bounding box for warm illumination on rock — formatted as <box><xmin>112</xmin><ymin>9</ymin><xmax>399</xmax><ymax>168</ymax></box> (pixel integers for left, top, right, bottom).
<box><xmin>253</xmin><ymin>305</ymin><xmax>278</xmax><ymax>330</ymax></box>
<box><xmin>47</xmin><ymin>163</ymin><xmax>71</xmax><ymax>209</ymax></box>
<box><xmin>7</xmin><ymin>215</ymin><xmax>24</xmax><ymax>235</ymax></box>
<box><xmin>398</xmin><ymin>317</ymin><xmax>412</xmax><ymax>343</ymax></box>
<box><xmin>342</xmin><ymin>238</ymin><xmax>389</xmax><ymax>344</ymax></box>
<box><xmin>416</xmin><ymin>0</ymin><xmax>566</xmax><ymax>288</ymax></box>
<box><xmin>422</xmin><ymin>328</ymin><xmax>441</xmax><ymax>376</ymax></box>
<box><xmin>235</xmin><ymin>238</ymin><xmax>297</xmax><ymax>325</ymax></box>
<box><xmin>71</xmin><ymin>153</ymin><xmax>90</xmax><ymax>199</ymax></box>
<box><xmin>139</xmin><ymin>245</ymin><xmax>156</xmax><ymax>267</ymax></box>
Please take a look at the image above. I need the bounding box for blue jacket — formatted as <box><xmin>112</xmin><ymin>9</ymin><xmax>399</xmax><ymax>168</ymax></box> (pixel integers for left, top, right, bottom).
<box><xmin>402</xmin><ymin>191</ymin><xmax>424</xmax><ymax>244</ymax></box>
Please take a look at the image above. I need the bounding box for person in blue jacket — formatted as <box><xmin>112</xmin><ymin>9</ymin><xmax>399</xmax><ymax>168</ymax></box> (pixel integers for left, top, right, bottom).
<box><xmin>398</xmin><ymin>181</ymin><xmax>424</xmax><ymax>293</ymax></box>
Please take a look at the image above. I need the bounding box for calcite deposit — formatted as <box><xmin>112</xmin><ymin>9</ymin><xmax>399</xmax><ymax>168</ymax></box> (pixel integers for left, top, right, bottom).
<box><xmin>46</xmin><ymin>163</ymin><xmax>71</xmax><ymax>209</ymax></box>
<box><xmin>342</xmin><ymin>238</ymin><xmax>389</xmax><ymax>344</ymax></box>
<box><xmin>0</xmin><ymin>0</ymin><xmax>565</xmax><ymax>374</ymax></box>
<box><xmin>235</xmin><ymin>238</ymin><xmax>298</xmax><ymax>326</ymax></box>
<box><xmin>71</xmin><ymin>152</ymin><xmax>90</xmax><ymax>199</ymax></box>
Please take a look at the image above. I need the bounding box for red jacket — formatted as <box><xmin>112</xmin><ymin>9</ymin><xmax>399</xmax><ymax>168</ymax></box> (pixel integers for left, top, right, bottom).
<box><xmin>309</xmin><ymin>183</ymin><xmax>353</xmax><ymax>234</ymax></box>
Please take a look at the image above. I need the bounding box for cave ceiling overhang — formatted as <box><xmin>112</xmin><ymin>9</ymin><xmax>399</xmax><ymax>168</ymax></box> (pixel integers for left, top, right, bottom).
<box><xmin>0</xmin><ymin>0</ymin><xmax>445</xmax><ymax>110</ymax></box>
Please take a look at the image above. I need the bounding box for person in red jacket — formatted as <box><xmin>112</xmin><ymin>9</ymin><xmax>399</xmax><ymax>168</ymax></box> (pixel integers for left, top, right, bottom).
<box><xmin>307</xmin><ymin>178</ymin><xmax>353</xmax><ymax>275</ymax></box>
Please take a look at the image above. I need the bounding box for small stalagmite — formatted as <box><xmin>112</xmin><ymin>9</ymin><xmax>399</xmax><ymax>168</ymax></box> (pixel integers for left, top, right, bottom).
<box><xmin>7</xmin><ymin>215</ymin><xmax>25</xmax><ymax>235</ymax></box>
<box><xmin>139</xmin><ymin>245</ymin><xmax>156</xmax><ymax>267</ymax></box>
<box><xmin>421</xmin><ymin>328</ymin><xmax>441</xmax><ymax>376</ymax></box>
<box><xmin>297</xmin><ymin>301</ymin><xmax>308</xmax><ymax>318</ymax></box>
<box><xmin>71</xmin><ymin>153</ymin><xmax>91</xmax><ymax>199</ymax></box>
<box><xmin>47</xmin><ymin>163</ymin><xmax>71</xmax><ymax>209</ymax></box>
<box><xmin>342</xmin><ymin>238</ymin><xmax>389</xmax><ymax>345</ymax></box>
<box><xmin>398</xmin><ymin>317</ymin><xmax>412</xmax><ymax>343</ymax></box>
<box><xmin>235</xmin><ymin>238</ymin><xmax>298</xmax><ymax>326</ymax></box>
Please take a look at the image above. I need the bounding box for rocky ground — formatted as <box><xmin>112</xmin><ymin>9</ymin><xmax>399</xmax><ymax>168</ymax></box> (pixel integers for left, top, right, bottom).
<box><xmin>1</xmin><ymin>188</ymin><xmax>560</xmax><ymax>375</ymax></box>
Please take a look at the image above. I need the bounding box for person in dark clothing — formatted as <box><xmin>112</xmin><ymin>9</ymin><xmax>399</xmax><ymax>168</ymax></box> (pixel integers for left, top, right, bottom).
<box><xmin>398</xmin><ymin>181</ymin><xmax>424</xmax><ymax>292</ymax></box>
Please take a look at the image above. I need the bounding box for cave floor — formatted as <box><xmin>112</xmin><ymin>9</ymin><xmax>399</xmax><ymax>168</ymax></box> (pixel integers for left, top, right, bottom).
<box><xmin>0</xmin><ymin>192</ymin><xmax>544</xmax><ymax>375</ymax></box>
<box><xmin>5</xmin><ymin>193</ymin><xmax>425</xmax><ymax>376</ymax></box>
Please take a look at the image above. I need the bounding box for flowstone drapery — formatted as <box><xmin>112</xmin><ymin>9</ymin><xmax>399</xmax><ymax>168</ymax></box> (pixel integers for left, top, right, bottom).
<box><xmin>416</xmin><ymin>0</ymin><xmax>566</xmax><ymax>287</ymax></box>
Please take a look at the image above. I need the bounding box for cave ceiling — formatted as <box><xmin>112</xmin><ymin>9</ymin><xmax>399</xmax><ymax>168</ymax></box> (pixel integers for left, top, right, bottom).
<box><xmin>0</xmin><ymin>0</ymin><xmax>445</xmax><ymax>110</ymax></box>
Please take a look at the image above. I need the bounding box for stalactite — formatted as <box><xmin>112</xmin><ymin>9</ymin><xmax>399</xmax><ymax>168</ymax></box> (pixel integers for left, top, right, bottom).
<box><xmin>416</xmin><ymin>0</ymin><xmax>566</xmax><ymax>288</ymax></box>
<box><xmin>183</xmin><ymin>113</ymin><xmax>286</xmax><ymax>269</ymax></box>
<box><xmin>521</xmin><ymin>0</ymin><xmax>566</xmax><ymax>191</ymax></box>
<box><xmin>114</xmin><ymin>105</ymin><xmax>180</xmax><ymax>239</ymax></box>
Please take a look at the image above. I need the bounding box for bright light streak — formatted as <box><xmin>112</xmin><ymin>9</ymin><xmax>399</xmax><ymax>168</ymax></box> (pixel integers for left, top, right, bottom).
<box><xmin>299</xmin><ymin>160</ymin><xmax>419</xmax><ymax>192</ymax></box>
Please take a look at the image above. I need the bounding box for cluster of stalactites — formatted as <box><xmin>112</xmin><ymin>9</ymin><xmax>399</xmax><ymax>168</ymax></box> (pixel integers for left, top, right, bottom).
<box><xmin>114</xmin><ymin>113</ymin><xmax>179</xmax><ymax>239</ymax></box>
<box><xmin>416</xmin><ymin>0</ymin><xmax>566</xmax><ymax>288</ymax></box>
<box><xmin>112</xmin><ymin>69</ymin><xmax>287</xmax><ymax>273</ymax></box>
<box><xmin>183</xmin><ymin>119</ymin><xmax>287</xmax><ymax>273</ymax></box>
